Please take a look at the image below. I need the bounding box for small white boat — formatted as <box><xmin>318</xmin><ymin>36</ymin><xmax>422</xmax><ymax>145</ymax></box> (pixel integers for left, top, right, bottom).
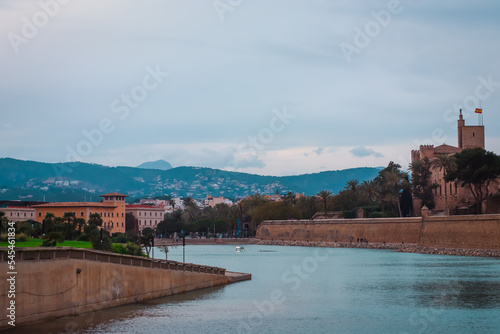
<box><xmin>235</xmin><ymin>246</ymin><xmax>245</xmax><ymax>252</ymax></box>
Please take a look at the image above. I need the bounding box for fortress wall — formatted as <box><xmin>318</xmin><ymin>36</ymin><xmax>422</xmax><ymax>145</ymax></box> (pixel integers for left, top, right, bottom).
<box><xmin>419</xmin><ymin>215</ymin><xmax>500</xmax><ymax>249</ymax></box>
<box><xmin>257</xmin><ymin>218</ymin><xmax>422</xmax><ymax>244</ymax></box>
<box><xmin>257</xmin><ymin>215</ymin><xmax>500</xmax><ymax>250</ymax></box>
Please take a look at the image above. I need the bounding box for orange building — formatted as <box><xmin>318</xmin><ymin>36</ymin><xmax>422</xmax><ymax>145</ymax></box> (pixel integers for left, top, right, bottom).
<box><xmin>32</xmin><ymin>193</ymin><xmax>128</xmax><ymax>234</ymax></box>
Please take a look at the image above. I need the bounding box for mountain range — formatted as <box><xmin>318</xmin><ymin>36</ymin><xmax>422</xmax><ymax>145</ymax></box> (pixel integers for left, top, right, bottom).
<box><xmin>0</xmin><ymin>158</ymin><xmax>382</xmax><ymax>202</ymax></box>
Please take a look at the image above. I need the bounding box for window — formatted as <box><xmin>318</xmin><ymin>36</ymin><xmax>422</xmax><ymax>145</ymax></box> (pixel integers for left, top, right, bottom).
<box><xmin>81</xmin><ymin>212</ymin><xmax>84</xmax><ymax>217</ymax></box>
<box><xmin>24</xmin><ymin>213</ymin><xmax>26</xmax><ymax>217</ymax></box>
<box><xmin>39</xmin><ymin>212</ymin><xmax>42</xmax><ymax>217</ymax></box>
<box><xmin>150</xmin><ymin>212</ymin><xmax>152</xmax><ymax>216</ymax></box>
<box><xmin>139</xmin><ymin>212</ymin><xmax>141</xmax><ymax>216</ymax></box>
<box><xmin>112</xmin><ymin>213</ymin><xmax>114</xmax><ymax>217</ymax></box>
<box><xmin>122</xmin><ymin>213</ymin><xmax>124</xmax><ymax>217</ymax></box>
<box><xmin>17</xmin><ymin>213</ymin><xmax>19</xmax><ymax>216</ymax></box>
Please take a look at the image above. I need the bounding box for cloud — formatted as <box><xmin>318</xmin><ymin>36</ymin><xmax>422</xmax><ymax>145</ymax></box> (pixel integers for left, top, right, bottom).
<box><xmin>314</xmin><ymin>147</ymin><xmax>324</xmax><ymax>155</ymax></box>
<box><xmin>350</xmin><ymin>146</ymin><xmax>384</xmax><ymax>158</ymax></box>
<box><xmin>232</xmin><ymin>155</ymin><xmax>266</xmax><ymax>169</ymax></box>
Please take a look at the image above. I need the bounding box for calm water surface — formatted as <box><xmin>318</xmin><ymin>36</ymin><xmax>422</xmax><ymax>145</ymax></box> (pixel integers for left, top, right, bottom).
<box><xmin>7</xmin><ymin>245</ymin><xmax>500</xmax><ymax>334</ymax></box>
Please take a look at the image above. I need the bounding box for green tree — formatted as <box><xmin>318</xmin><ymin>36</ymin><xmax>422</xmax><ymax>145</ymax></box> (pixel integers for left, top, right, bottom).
<box><xmin>140</xmin><ymin>227</ymin><xmax>155</xmax><ymax>257</ymax></box>
<box><xmin>283</xmin><ymin>192</ymin><xmax>296</xmax><ymax>206</ymax></box>
<box><xmin>317</xmin><ymin>190</ymin><xmax>332</xmax><ymax>214</ymax></box>
<box><xmin>251</xmin><ymin>201</ymin><xmax>301</xmax><ymax>226</ymax></box>
<box><xmin>345</xmin><ymin>179</ymin><xmax>360</xmax><ymax>210</ymax></box>
<box><xmin>359</xmin><ymin>180</ymin><xmax>380</xmax><ymax>205</ymax></box>
<box><xmin>432</xmin><ymin>154</ymin><xmax>457</xmax><ymax>213</ymax></box>
<box><xmin>374</xmin><ymin>162</ymin><xmax>411</xmax><ymax>216</ymax></box>
<box><xmin>445</xmin><ymin>148</ymin><xmax>500</xmax><ymax>214</ymax></box>
<box><xmin>88</xmin><ymin>212</ymin><xmax>103</xmax><ymax>226</ymax></box>
<box><xmin>410</xmin><ymin>158</ymin><xmax>437</xmax><ymax>210</ymax></box>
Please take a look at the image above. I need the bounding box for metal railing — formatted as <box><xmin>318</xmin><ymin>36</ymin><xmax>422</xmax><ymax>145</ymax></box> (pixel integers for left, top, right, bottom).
<box><xmin>0</xmin><ymin>247</ymin><xmax>226</xmax><ymax>276</ymax></box>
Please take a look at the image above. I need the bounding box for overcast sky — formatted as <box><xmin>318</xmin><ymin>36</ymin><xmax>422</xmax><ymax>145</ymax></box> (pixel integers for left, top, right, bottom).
<box><xmin>1</xmin><ymin>0</ymin><xmax>499</xmax><ymax>176</ymax></box>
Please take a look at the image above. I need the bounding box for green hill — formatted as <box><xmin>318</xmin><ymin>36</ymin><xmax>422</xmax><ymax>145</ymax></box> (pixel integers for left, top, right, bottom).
<box><xmin>0</xmin><ymin>158</ymin><xmax>382</xmax><ymax>201</ymax></box>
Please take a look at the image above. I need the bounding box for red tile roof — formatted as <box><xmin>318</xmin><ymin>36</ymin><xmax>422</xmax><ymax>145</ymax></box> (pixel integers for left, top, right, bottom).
<box><xmin>32</xmin><ymin>202</ymin><xmax>117</xmax><ymax>208</ymax></box>
<box><xmin>99</xmin><ymin>193</ymin><xmax>129</xmax><ymax>197</ymax></box>
<box><xmin>126</xmin><ymin>205</ymin><xmax>163</xmax><ymax>209</ymax></box>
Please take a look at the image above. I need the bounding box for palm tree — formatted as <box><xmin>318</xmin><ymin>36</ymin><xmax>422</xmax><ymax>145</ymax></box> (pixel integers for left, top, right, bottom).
<box><xmin>345</xmin><ymin>179</ymin><xmax>360</xmax><ymax>210</ymax></box>
<box><xmin>359</xmin><ymin>180</ymin><xmax>380</xmax><ymax>205</ymax></box>
<box><xmin>432</xmin><ymin>154</ymin><xmax>457</xmax><ymax>213</ymax></box>
<box><xmin>385</xmin><ymin>170</ymin><xmax>407</xmax><ymax>217</ymax></box>
<box><xmin>317</xmin><ymin>190</ymin><xmax>332</xmax><ymax>214</ymax></box>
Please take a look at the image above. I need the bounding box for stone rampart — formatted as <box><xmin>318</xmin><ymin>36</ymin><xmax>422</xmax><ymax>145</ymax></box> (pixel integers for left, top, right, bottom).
<box><xmin>257</xmin><ymin>215</ymin><xmax>500</xmax><ymax>250</ymax></box>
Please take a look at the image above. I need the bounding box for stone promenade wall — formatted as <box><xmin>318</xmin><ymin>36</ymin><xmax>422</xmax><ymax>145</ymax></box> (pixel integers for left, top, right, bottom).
<box><xmin>257</xmin><ymin>215</ymin><xmax>500</xmax><ymax>250</ymax></box>
<box><xmin>0</xmin><ymin>248</ymin><xmax>248</xmax><ymax>329</ymax></box>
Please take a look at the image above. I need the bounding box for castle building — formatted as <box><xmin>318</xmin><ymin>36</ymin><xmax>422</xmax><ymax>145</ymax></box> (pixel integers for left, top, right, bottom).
<box><xmin>411</xmin><ymin>111</ymin><xmax>499</xmax><ymax>215</ymax></box>
<box><xmin>32</xmin><ymin>193</ymin><xmax>128</xmax><ymax>234</ymax></box>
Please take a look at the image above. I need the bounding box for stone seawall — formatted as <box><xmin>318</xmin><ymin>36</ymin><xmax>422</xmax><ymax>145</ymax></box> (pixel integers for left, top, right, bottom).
<box><xmin>0</xmin><ymin>248</ymin><xmax>250</xmax><ymax>329</ymax></box>
<box><xmin>256</xmin><ymin>214</ymin><xmax>500</xmax><ymax>253</ymax></box>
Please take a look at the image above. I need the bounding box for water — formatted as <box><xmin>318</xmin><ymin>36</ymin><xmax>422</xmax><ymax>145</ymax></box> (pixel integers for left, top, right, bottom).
<box><xmin>6</xmin><ymin>245</ymin><xmax>500</xmax><ymax>334</ymax></box>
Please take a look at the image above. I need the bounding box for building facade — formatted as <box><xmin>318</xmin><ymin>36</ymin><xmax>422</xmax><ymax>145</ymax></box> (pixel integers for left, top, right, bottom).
<box><xmin>32</xmin><ymin>193</ymin><xmax>128</xmax><ymax>234</ymax></box>
<box><xmin>125</xmin><ymin>205</ymin><xmax>165</xmax><ymax>233</ymax></box>
<box><xmin>411</xmin><ymin>111</ymin><xmax>499</xmax><ymax>215</ymax></box>
<box><xmin>0</xmin><ymin>207</ymin><xmax>36</xmax><ymax>222</ymax></box>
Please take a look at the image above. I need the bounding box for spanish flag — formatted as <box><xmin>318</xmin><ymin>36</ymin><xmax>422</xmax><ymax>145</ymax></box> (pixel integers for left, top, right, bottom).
<box><xmin>475</xmin><ymin>108</ymin><xmax>482</xmax><ymax>113</ymax></box>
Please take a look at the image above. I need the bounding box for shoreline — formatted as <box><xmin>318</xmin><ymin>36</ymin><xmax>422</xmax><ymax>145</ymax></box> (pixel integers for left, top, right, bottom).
<box><xmin>256</xmin><ymin>240</ymin><xmax>500</xmax><ymax>258</ymax></box>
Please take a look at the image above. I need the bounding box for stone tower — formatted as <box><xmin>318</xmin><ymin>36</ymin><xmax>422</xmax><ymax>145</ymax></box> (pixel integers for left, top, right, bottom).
<box><xmin>457</xmin><ymin>109</ymin><xmax>484</xmax><ymax>149</ymax></box>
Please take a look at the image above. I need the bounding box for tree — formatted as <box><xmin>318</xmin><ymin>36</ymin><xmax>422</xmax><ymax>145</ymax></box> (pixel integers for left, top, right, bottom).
<box><xmin>140</xmin><ymin>228</ymin><xmax>155</xmax><ymax>257</ymax></box>
<box><xmin>410</xmin><ymin>158</ymin><xmax>437</xmax><ymax>210</ymax></box>
<box><xmin>88</xmin><ymin>213</ymin><xmax>103</xmax><ymax>226</ymax></box>
<box><xmin>0</xmin><ymin>211</ymin><xmax>8</xmax><ymax>237</ymax></box>
<box><xmin>345</xmin><ymin>179</ymin><xmax>360</xmax><ymax>208</ymax></box>
<box><xmin>42</xmin><ymin>212</ymin><xmax>55</xmax><ymax>235</ymax></box>
<box><xmin>317</xmin><ymin>190</ymin><xmax>332</xmax><ymax>214</ymax></box>
<box><xmin>432</xmin><ymin>154</ymin><xmax>457</xmax><ymax>213</ymax></box>
<box><xmin>445</xmin><ymin>148</ymin><xmax>500</xmax><ymax>214</ymax></box>
<box><xmin>283</xmin><ymin>192</ymin><xmax>296</xmax><ymax>206</ymax></box>
<box><xmin>181</xmin><ymin>205</ymin><xmax>200</xmax><ymax>224</ymax></box>
<box><xmin>251</xmin><ymin>201</ymin><xmax>301</xmax><ymax>226</ymax></box>
<box><xmin>375</xmin><ymin>162</ymin><xmax>410</xmax><ymax>217</ymax></box>
<box><xmin>359</xmin><ymin>180</ymin><xmax>380</xmax><ymax>205</ymax></box>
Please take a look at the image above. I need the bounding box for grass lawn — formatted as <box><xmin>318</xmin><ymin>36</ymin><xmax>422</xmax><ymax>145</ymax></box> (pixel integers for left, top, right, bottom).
<box><xmin>0</xmin><ymin>239</ymin><xmax>93</xmax><ymax>249</ymax></box>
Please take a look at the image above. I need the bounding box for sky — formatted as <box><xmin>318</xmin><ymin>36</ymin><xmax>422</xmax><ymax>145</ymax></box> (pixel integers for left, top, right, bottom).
<box><xmin>1</xmin><ymin>0</ymin><xmax>499</xmax><ymax>176</ymax></box>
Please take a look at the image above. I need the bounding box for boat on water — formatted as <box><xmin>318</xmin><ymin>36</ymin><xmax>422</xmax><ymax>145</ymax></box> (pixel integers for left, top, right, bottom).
<box><xmin>235</xmin><ymin>246</ymin><xmax>245</xmax><ymax>252</ymax></box>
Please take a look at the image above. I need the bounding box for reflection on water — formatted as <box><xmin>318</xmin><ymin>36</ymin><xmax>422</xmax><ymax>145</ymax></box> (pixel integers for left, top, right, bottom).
<box><xmin>5</xmin><ymin>246</ymin><xmax>500</xmax><ymax>334</ymax></box>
